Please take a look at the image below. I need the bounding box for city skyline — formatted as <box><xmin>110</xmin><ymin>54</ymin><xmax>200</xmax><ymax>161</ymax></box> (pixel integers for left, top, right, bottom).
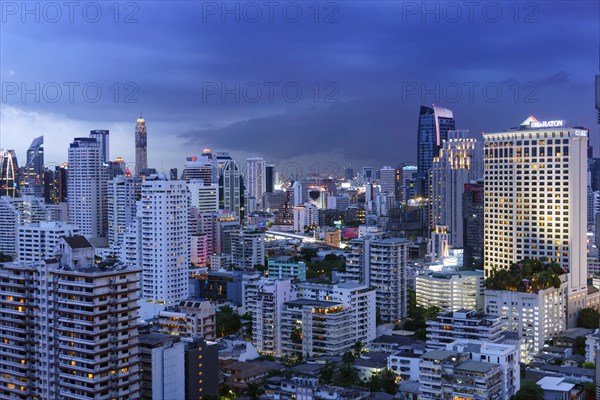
<box><xmin>0</xmin><ymin>1</ymin><xmax>597</xmax><ymax>171</ymax></box>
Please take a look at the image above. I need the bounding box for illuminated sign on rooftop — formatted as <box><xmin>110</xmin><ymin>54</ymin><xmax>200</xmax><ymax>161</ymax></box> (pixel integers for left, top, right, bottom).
<box><xmin>530</xmin><ymin>120</ymin><xmax>564</xmax><ymax>128</ymax></box>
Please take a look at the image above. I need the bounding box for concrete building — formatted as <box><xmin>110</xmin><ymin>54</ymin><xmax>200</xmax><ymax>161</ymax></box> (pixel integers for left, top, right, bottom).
<box><xmin>139</xmin><ymin>333</ymin><xmax>185</xmax><ymax>400</ymax></box>
<box><xmin>430</xmin><ymin>130</ymin><xmax>482</xmax><ymax>254</ymax></box>
<box><xmin>0</xmin><ymin>236</ymin><xmax>141</xmax><ymax>399</ymax></box>
<box><xmin>418</xmin><ymin>350</ymin><xmax>502</xmax><ymax>400</ymax></box>
<box><xmin>485</xmin><ymin>274</ymin><xmax>568</xmax><ymax>358</ymax></box>
<box><xmin>16</xmin><ymin>221</ymin><xmax>80</xmax><ymax>262</ymax></box>
<box><xmin>416</xmin><ymin>270</ymin><xmax>484</xmax><ymax>312</ymax></box>
<box><xmin>426</xmin><ymin>309</ymin><xmax>505</xmax><ymax>349</ymax></box>
<box><xmin>0</xmin><ymin>196</ymin><xmax>48</xmax><ymax>257</ymax></box>
<box><xmin>187</xmin><ymin>179</ymin><xmax>219</xmax><ymax>214</ymax></box>
<box><xmin>135</xmin><ymin>115</ymin><xmax>148</xmax><ymax>175</ymax></box>
<box><xmin>246</xmin><ymin>279</ymin><xmax>296</xmax><ymax>357</ymax></box>
<box><xmin>158</xmin><ymin>299</ymin><xmax>217</xmax><ymax>340</ymax></box>
<box><xmin>68</xmin><ymin>137</ymin><xmax>108</xmax><ymax>242</ymax></box>
<box><xmin>483</xmin><ymin>119</ymin><xmax>588</xmax><ymax>327</ymax></box>
<box><xmin>246</xmin><ymin>157</ymin><xmax>266</xmax><ymax>211</ymax></box>
<box><xmin>107</xmin><ymin>175</ymin><xmax>142</xmax><ymax>250</ymax></box>
<box><xmin>139</xmin><ymin>176</ymin><xmax>190</xmax><ymax>306</ymax></box>
<box><xmin>446</xmin><ymin>340</ymin><xmax>520</xmax><ymax>399</ymax></box>
<box><xmin>268</xmin><ymin>257</ymin><xmax>307</xmax><ymax>280</ymax></box>
<box><xmin>230</xmin><ymin>228</ymin><xmax>265</xmax><ymax>269</ymax></box>
<box><xmin>281</xmin><ymin>282</ymin><xmax>377</xmax><ymax>356</ymax></box>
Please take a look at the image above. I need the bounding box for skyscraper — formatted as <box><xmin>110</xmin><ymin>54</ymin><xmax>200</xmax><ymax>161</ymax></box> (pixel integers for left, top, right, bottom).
<box><xmin>430</xmin><ymin>130</ymin><xmax>482</xmax><ymax>254</ymax></box>
<box><xmin>463</xmin><ymin>180</ymin><xmax>484</xmax><ymax>269</ymax></box>
<box><xmin>22</xmin><ymin>136</ymin><xmax>44</xmax><ymax>196</ymax></box>
<box><xmin>0</xmin><ymin>149</ymin><xmax>19</xmax><ymax>197</ymax></box>
<box><xmin>483</xmin><ymin>117</ymin><xmax>588</xmax><ymax>327</ymax></box>
<box><xmin>379</xmin><ymin>166</ymin><xmax>396</xmax><ymax>195</ymax></box>
<box><xmin>246</xmin><ymin>157</ymin><xmax>266</xmax><ymax>210</ymax></box>
<box><xmin>107</xmin><ymin>174</ymin><xmax>142</xmax><ymax>249</ymax></box>
<box><xmin>139</xmin><ymin>176</ymin><xmax>190</xmax><ymax>304</ymax></box>
<box><xmin>89</xmin><ymin>129</ymin><xmax>109</xmax><ymax>163</ymax></box>
<box><xmin>265</xmin><ymin>164</ymin><xmax>275</xmax><ymax>193</ymax></box>
<box><xmin>417</xmin><ymin>105</ymin><xmax>455</xmax><ymax>197</ymax></box>
<box><xmin>181</xmin><ymin>155</ymin><xmax>212</xmax><ymax>183</ymax></box>
<box><xmin>67</xmin><ymin>137</ymin><xmax>107</xmax><ymax>241</ymax></box>
<box><xmin>135</xmin><ymin>114</ymin><xmax>148</xmax><ymax>174</ymax></box>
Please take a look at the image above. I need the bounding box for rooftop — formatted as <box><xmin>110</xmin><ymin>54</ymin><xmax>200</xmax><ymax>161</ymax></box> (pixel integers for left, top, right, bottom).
<box><xmin>62</xmin><ymin>235</ymin><xmax>93</xmax><ymax>249</ymax></box>
<box><xmin>456</xmin><ymin>360</ymin><xmax>498</xmax><ymax>374</ymax></box>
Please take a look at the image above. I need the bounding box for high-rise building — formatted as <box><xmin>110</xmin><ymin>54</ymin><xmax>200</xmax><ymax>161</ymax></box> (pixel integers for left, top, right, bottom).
<box><xmin>379</xmin><ymin>166</ymin><xmax>396</xmax><ymax>195</ymax></box>
<box><xmin>362</xmin><ymin>166</ymin><xmax>374</xmax><ymax>183</ymax></box>
<box><xmin>219</xmin><ymin>159</ymin><xmax>243</xmax><ymax>217</ymax></box>
<box><xmin>135</xmin><ymin>114</ymin><xmax>148</xmax><ymax>175</ymax></box>
<box><xmin>417</xmin><ymin>105</ymin><xmax>455</xmax><ymax>197</ymax></box>
<box><xmin>462</xmin><ymin>180</ymin><xmax>485</xmax><ymax>269</ymax></box>
<box><xmin>21</xmin><ymin>136</ymin><xmax>44</xmax><ymax>196</ymax></box>
<box><xmin>188</xmin><ymin>180</ymin><xmax>219</xmax><ymax>214</ymax></box>
<box><xmin>430</xmin><ymin>130</ymin><xmax>482</xmax><ymax>254</ymax></box>
<box><xmin>43</xmin><ymin>164</ymin><xmax>68</xmax><ymax>204</ymax></box>
<box><xmin>139</xmin><ymin>333</ymin><xmax>185</xmax><ymax>400</ymax></box>
<box><xmin>17</xmin><ymin>221</ymin><xmax>80</xmax><ymax>261</ymax></box>
<box><xmin>230</xmin><ymin>227</ymin><xmax>265</xmax><ymax>269</ymax></box>
<box><xmin>67</xmin><ymin>137</ymin><xmax>107</xmax><ymax>241</ymax></box>
<box><xmin>265</xmin><ymin>164</ymin><xmax>275</xmax><ymax>192</ymax></box>
<box><xmin>246</xmin><ymin>157</ymin><xmax>266</xmax><ymax>210</ymax></box>
<box><xmin>0</xmin><ymin>149</ymin><xmax>19</xmax><ymax>197</ymax></box>
<box><xmin>401</xmin><ymin>165</ymin><xmax>418</xmax><ymax>202</ymax></box>
<box><xmin>107</xmin><ymin>175</ymin><xmax>142</xmax><ymax>249</ymax></box>
<box><xmin>89</xmin><ymin>129</ymin><xmax>110</xmax><ymax>163</ymax></box>
<box><xmin>0</xmin><ymin>236</ymin><xmax>141</xmax><ymax>399</ymax></box>
<box><xmin>483</xmin><ymin>117</ymin><xmax>588</xmax><ymax>327</ymax></box>
<box><xmin>0</xmin><ymin>196</ymin><xmax>48</xmax><ymax>257</ymax></box>
<box><xmin>139</xmin><ymin>176</ymin><xmax>190</xmax><ymax>304</ymax></box>
<box><xmin>416</xmin><ymin>270</ymin><xmax>484</xmax><ymax>312</ymax></box>
<box><xmin>181</xmin><ymin>156</ymin><xmax>212</xmax><ymax>183</ymax></box>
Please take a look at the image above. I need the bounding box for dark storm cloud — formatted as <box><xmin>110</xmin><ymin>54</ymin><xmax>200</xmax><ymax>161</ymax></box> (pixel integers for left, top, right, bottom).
<box><xmin>1</xmin><ymin>0</ymin><xmax>598</xmax><ymax>166</ymax></box>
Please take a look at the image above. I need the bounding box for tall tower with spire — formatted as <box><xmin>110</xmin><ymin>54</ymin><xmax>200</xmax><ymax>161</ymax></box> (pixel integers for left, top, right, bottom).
<box><xmin>135</xmin><ymin>114</ymin><xmax>148</xmax><ymax>175</ymax></box>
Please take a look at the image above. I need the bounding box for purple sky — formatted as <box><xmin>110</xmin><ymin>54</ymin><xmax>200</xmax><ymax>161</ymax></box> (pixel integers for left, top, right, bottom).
<box><xmin>0</xmin><ymin>1</ymin><xmax>598</xmax><ymax>175</ymax></box>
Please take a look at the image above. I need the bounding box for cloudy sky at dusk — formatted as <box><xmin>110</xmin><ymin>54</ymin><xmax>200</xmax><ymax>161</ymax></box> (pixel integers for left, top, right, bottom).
<box><xmin>0</xmin><ymin>1</ymin><xmax>598</xmax><ymax>176</ymax></box>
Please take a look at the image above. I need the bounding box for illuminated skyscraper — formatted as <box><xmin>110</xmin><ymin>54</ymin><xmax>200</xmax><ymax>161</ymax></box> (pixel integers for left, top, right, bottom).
<box><xmin>483</xmin><ymin>117</ymin><xmax>588</xmax><ymax>327</ymax></box>
<box><xmin>0</xmin><ymin>149</ymin><xmax>19</xmax><ymax>197</ymax></box>
<box><xmin>22</xmin><ymin>136</ymin><xmax>44</xmax><ymax>196</ymax></box>
<box><xmin>135</xmin><ymin>114</ymin><xmax>148</xmax><ymax>174</ymax></box>
<box><xmin>246</xmin><ymin>157</ymin><xmax>266</xmax><ymax>210</ymax></box>
<box><xmin>417</xmin><ymin>105</ymin><xmax>455</xmax><ymax>197</ymax></box>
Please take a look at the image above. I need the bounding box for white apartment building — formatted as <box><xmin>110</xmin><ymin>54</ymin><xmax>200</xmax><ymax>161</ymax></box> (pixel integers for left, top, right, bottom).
<box><xmin>139</xmin><ymin>333</ymin><xmax>185</xmax><ymax>400</ymax></box>
<box><xmin>17</xmin><ymin>221</ymin><xmax>80</xmax><ymax>261</ymax></box>
<box><xmin>292</xmin><ymin>204</ymin><xmax>319</xmax><ymax>233</ymax></box>
<box><xmin>430</xmin><ymin>130</ymin><xmax>482</xmax><ymax>252</ymax></box>
<box><xmin>0</xmin><ymin>236</ymin><xmax>141</xmax><ymax>399</ymax></box>
<box><xmin>485</xmin><ymin>273</ymin><xmax>568</xmax><ymax>359</ymax></box>
<box><xmin>446</xmin><ymin>339</ymin><xmax>521</xmax><ymax>399</ymax></box>
<box><xmin>246</xmin><ymin>157</ymin><xmax>266</xmax><ymax>211</ymax></box>
<box><xmin>341</xmin><ymin>236</ymin><xmax>410</xmax><ymax>322</ymax></box>
<box><xmin>426</xmin><ymin>309</ymin><xmax>505</xmax><ymax>349</ymax></box>
<box><xmin>67</xmin><ymin>137</ymin><xmax>108</xmax><ymax>241</ymax></box>
<box><xmin>416</xmin><ymin>270</ymin><xmax>484</xmax><ymax>312</ymax></box>
<box><xmin>419</xmin><ymin>350</ymin><xmax>503</xmax><ymax>400</ymax></box>
<box><xmin>187</xmin><ymin>180</ymin><xmax>219</xmax><ymax>214</ymax></box>
<box><xmin>246</xmin><ymin>279</ymin><xmax>295</xmax><ymax>357</ymax></box>
<box><xmin>139</xmin><ymin>177</ymin><xmax>190</xmax><ymax>304</ymax></box>
<box><xmin>158</xmin><ymin>299</ymin><xmax>216</xmax><ymax>340</ymax></box>
<box><xmin>0</xmin><ymin>195</ymin><xmax>48</xmax><ymax>257</ymax></box>
<box><xmin>107</xmin><ymin>175</ymin><xmax>142</xmax><ymax>249</ymax></box>
<box><xmin>483</xmin><ymin>119</ymin><xmax>588</xmax><ymax>327</ymax></box>
<box><xmin>230</xmin><ymin>228</ymin><xmax>265</xmax><ymax>269</ymax></box>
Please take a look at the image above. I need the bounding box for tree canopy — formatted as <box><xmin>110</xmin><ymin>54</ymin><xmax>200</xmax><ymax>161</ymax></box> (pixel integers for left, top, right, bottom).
<box><xmin>485</xmin><ymin>258</ymin><xmax>564</xmax><ymax>292</ymax></box>
<box><xmin>513</xmin><ymin>382</ymin><xmax>544</xmax><ymax>400</ymax></box>
<box><xmin>577</xmin><ymin>308</ymin><xmax>600</xmax><ymax>329</ymax></box>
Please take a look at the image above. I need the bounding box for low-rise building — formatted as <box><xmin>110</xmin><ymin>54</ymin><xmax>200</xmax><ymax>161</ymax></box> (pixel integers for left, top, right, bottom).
<box><xmin>158</xmin><ymin>299</ymin><xmax>216</xmax><ymax>340</ymax></box>
<box><xmin>426</xmin><ymin>309</ymin><xmax>504</xmax><ymax>349</ymax></box>
<box><xmin>416</xmin><ymin>270</ymin><xmax>484</xmax><ymax>312</ymax></box>
<box><xmin>268</xmin><ymin>256</ymin><xmax>307</xmax><ymax>280</ymax></box>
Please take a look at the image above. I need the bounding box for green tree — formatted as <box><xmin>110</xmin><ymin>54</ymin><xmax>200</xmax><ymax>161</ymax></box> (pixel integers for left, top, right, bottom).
<box><xmin>577</xmin><ymin>308</ymin><xmax>600</xmax><ymax>329</ymax></box>
<box><xmin>353</xmin><ymin>340</ymin><xmax>364</xmax><ymax>357</ymax></box>
<box><xmin>291</xmin><ymin>327</ymin><xmax>302</xmax><ymax>344</ymax></box>
<box><xmin>319</xmin><ymin>361</ymin><xmax>335</xmax><ymax>384</ymax></box>
<box><xmin>300</xmin><ymin>247</ymin><xmax>318</xmax><ymax>262</ymax></box>
<box><xmin>342</xmin><ymin>351</ymin><xmax>356</xmax><ymax>364</ymax></box>
<box><xmin>583</xmin><ymin>382</ymin><xmax>596</xmax><ymax>398</ymax></box>
<box><xmin>582</xmin><ymin>361</ymin><xmax>596</xmax><ymax>369</ymax></box>
<box><xmin>368</xmin><ymin>369</ymin><xmax>397</xmax><ymax>394</ymax></box>
<box><xmin>0</xmin><ymin>252</ymin><xmax>14</xmax><ymax>262</ymax></box>
<box><xmin>572</xmin><ymin>336</ymin><xmax>586</xmax><ymax>356</ymax></box>
<box><xmin>216</xmin><ymin>306</ymin><xmax>242</xmax><ymax>337</ymax></box>
<box><xmin>245</xmin><ymin>382</ymin><xmax>265</xmax><ymax>400</ymax></box>
<box><xmin>334</xmin><ymin>363</ymin><xmax>359</xmax><ymax>387</ymax></box>
<box><xmin>513</xmin><ymin>382</ymin><xmax>544</xmax><ymax>400</ymax></box>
